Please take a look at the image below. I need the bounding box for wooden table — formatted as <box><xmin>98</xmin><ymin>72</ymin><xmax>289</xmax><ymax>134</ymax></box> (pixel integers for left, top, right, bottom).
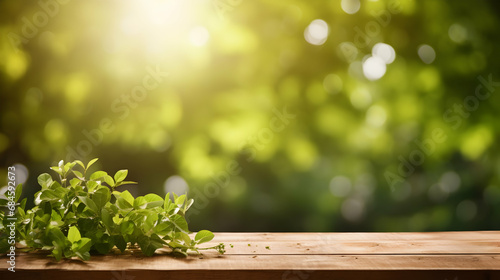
<box><xmin>1</xmin><ymin>231</ymin><xmax>499</xmax><ymax>279</ymax></box>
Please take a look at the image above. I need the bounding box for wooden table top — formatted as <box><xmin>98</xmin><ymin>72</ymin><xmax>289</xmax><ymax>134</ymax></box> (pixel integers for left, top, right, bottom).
<box><xmin>2</xmin><ymin>231</ymin><xmax>499</xmax><ymax>279</ymax></box>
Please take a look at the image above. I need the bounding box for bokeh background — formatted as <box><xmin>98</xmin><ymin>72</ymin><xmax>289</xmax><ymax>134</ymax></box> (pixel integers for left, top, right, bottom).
<box><xmin>1</xmin><ymin>0</ymin><xmax>499</xmax><ymax>232</ymax></box>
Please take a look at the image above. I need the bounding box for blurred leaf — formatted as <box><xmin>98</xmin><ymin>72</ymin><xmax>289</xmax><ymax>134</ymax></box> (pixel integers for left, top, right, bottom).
<box><xmin>114</xmin><ymin>169</ymin><xmax>128</xmax><ymax>183</ymax></box>
<box><xmin>67</xmin><ymin>226</ymin><xmax>81</xmax><ymax>243</ymax></box>
<box><xmin>86</xmin><ymin>158</ymin><xmax>99</xmax><ymax>170</ymax></box>
<box><xmin>195</xmin><ymin>230</ymin><xmax>214</xmax><ymax>244</ymax></box>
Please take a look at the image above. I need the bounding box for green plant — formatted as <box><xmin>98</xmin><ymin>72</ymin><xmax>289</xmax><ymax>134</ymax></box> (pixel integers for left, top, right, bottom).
<box><xmin>0</xmin><ymin>159</ymin><xmax>225</xmax><ymax>261</ymax></box>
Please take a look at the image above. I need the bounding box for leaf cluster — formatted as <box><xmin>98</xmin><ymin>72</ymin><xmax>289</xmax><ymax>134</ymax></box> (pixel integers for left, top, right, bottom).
<box><xmin>0</xmin><ymin>159</ymin><xmax>224</xmax><ymax>260</ymax></box>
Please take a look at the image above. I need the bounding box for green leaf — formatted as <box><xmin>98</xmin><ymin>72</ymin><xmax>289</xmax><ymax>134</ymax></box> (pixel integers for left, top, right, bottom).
<box><xmin>50</xmin><ymin>166</ymin><xmax>63</xmax><ymax>176</ymax></box>
<box><xmin>92</xmin><ymin>187</ymin><xmax>110</xmax><ymax>209</ymax></box>
<box><xmin>134</xmin><ymin>196</ymin><xmax>147</xmax><ymax>209</ymax></box>
<box><xmin>51</xmin><ymin>246</ymin><xmax>63</xmax><ymax>261</ymax></box>
<box><xmin>183</xmin><ymin>198</ymin><xmax>194</xmax><ymax>213</ymax></box>
<box><xmin>78</xmin><ymin>196</ymin><xmax>99</xmax><ymax>214</ymax></box>
<box><xmin>120</xmin><ymin>220</ymin><xmax>135</xmax><ymax>235</ymax></box>
<box><xmin>170</xmin><ymin>214</ymin><xmax>189</xmax><ymax>233</ymax></box>
<box><xmin>114</xmin><ymin>169</ymin><xmax>128</xmax><ymax>183</ymax></box>
<box><xmin>86</xmin><ymin>181</ymin><xmax>99</xmax><ymax>192</ymax></box>
<box><xmin>15</xmin><ymin>184</ymin><xmax>22</xmax><ymax>202</ymax></box>
<box><xmin>51</xmin><ymin>210</ymin><xmax>62</xmax><ymax>222</ymax></box>
<box><xmin>113</xmin><ymin>235</ymin><xmax>127</xmax><ymax>252</ymax></box>
<box><xmin>112</xmin><ymin>215</ymin><xmax>122</xmax><ymax>224</ymax></box>
<box><xmin>86</xmin><ymin>158</ymin><xmax>99</xmax><ymax>170</ymax></box>
<box><xmin>19</xmin><ymin>197</ymin><xmax>27</xmax><ymax>210</ymax></box>
<box><xmin>74</xmin><ymin>160</ymin><xmax>85</xmax><ymax>169</ymax></box>
<box><xmin>78</xmin><ymin>218</ymin><xmax>97</xmax><ymax>232</ymax></box>
<box><xmin>167</xmin><ymin>240</ymin><xmax>186</xmax><ymax>249</ymax></box>
<box><xmin>179</xmin><ymin>232</ymin><xmax>193</xmax><ymax>246</ymax></box>
<box><xmin>38</xmin><ymin>173</ymin><xmax>53</xmax><ymax>188</ymax></box>
<box><xmin>72</xmin><ymin>170</ymin><xmax>84</xmax><ymax>179</ymax></box>
<box><xmin>175</xmin><ymin>195</ymin><xmax>186</xmax><ymax>206</ymax></box>
<box><xmin>172</xmin><ymin>192</ymin><xmax>179</xmax><ymax>202</ymax></box>
<box><xmin>68</xmin><ymin>226</ymin><xmax>81</xmax><ymax>243</ymax></box>
<box><xmin>153</xmin><ymin>221</ymin><xmax>174</xmax><ymax>235</ymax></box>
<box><xmin>75</xmin><ymin>251</ymin><xmax>90</xmax><ymax>261</ymax></box>
<box><xmin>40</xmin><ymin>189</ymin><xmax>60</xmax><ymax>201</ymax></box>
<box><xmin>49</xmin><ymin>181</ymin><xmax>62</xmax><ymax>190</ymax></box>
<box><xmin>120</xmin><ymin>190</ymin><xmax>135</xmax><ymax>205</ymax></box>
<box><xmin>115</xmin><ymin>199</ymin><xmax>133</xmax><ymax>211</ymax></box>
<box><xmin>70</xmin><ymin>177</ymin><xmax>81</xmax><ymax>188</ymax></box>
<box><xmin>144</xmin><ymin>193</ymin><xmax>164</xmax><ymax>209</ymax></box>
<box><xmin>171</xmin><ymin>249</ymin><xmax>188</xmax><ymax>258</ymax></box>
<box><xmin>103</xmin><ymin>175</ymin><xmax>115</xmax><ymax>187</ymax></box>
<box><xmin>75</xmin><ymin>238</ymin><xmax>92</xmax><ymax>260</ymax></box>
<box><xmin>49</xmin><ymin>227</ymin><xmax>67</xmax><ymax>248</ymax></box>
<box><xmin>64</xmin><ymin>162</ymin><xmax>76</xmax><ymax>173</ymax></box>
<box><xmin>90</xmin><ymin>171</ymin><xmax>108</xmax><ymax>181</ymax></box>
<box><xmin>94</xmin><ymin>241</ymin><xmax>113</xmax><ymax>255</ymax></box>
<box><xmin>137</xmin><ymin>234</ymin><xmax>164</xmax><ymax>256</ymax></box>
<box><xmin>143</xmin><ymin>211</ymin><xmax>158</xmax><ymax>233</ymax></box>
<box><xmin>195</xmin><ymin>230</ymin><xmax>215</xmax><ymax>244</ymax></box>
<box><xmin>7</xmin><ymin>158</ymin><xmax>224</xmax><ymax>261</ymax></box>
<box><xmin>79</xmin><ymin>238</ymin><xmax>92</xmax><ymax>250</ymax></box>
<box><xmin>163</xmin><ymin>194</ymin><xmax>176</xmax><ymax>213</ymax></box>
<box><xmin>100</xmin><ymin>208</ymin><xmax>113</xmax><ymax>229</ymax></box>
<box><xmin>115</xmin><ymin>181</ymin><xmax>138</xmax><ymax>187</ymax></box>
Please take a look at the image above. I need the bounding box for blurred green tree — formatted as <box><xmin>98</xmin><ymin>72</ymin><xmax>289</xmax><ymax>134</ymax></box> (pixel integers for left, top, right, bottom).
<box><xmin>0</xmin><ymin>0</ymin><xmax>499</xmax><ymax>232</ymax></box>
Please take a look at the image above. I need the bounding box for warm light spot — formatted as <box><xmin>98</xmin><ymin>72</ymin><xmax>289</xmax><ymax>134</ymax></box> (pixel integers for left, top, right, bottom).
<box><xmin>120</xmin><ymin>17</ymin><xmax>140</xmax><ymax>36</ymax></box>
<box><xmin>362</xmin><ymin>56</ymin><xmax>386</xmax><ymax>81</ymax></box>
<box><xmin>5</xmin><ymin>50</ymin><xmax>28</xmax><ymax>80</ymax></box>
<box><xmin>341</xmin><ymin>197</ymin><xmax>365</xmax><ymax>222</ymax></box>
<box><xmin>366</xmin><ymin>105</ymin><xmax>387</xmax><ymax>127</ymax></box>
<box><xmin>418</xmin><ymin>44</ymin><xmax>436</xmax><ymax>64</ymax></box>
<box><xmin>372</xmin><ymin>43</ymin><xmax>396</xmax><ymax>64</ymax></box>
<box><xmin>460</xmin><ymin>126</ymin><xmax>493</xmax><ymax>159</ymax></box>
<box><xmin>348</xmin><ymin>61</ymin><xmax>364</xmax><ymax>79</ymax></box>
<box><xmin>189</xmin><ymin>26</ymin><xmax>210</xmax><ymax>47</ymax></box>
<box><xmin>147</xmin><ymin>130</ymin><xmax>171</xmax><ymax>152</ymax></box>
<box><xmin>439</xmin><ymin>171</ymin><xmax>461</xmax><ymax>193</ymax></box>
<box><xmin>341</xmin><ymin>0</ymin><xmax>361</xmax><ymax>14</ymax></box>
<box><xmin>44</xmin><ymin>119</ymin><xmax>67</xmax><ymax>144</ymax></box>
<box><xmin>164</xmin><ymin>175</ymin><xmax>189</xmax><ymax>199</ymax></box>
<box><xmin>304</xmin><ymin>19</ymin><xmax>329</xmax><ymax>46</ymax></box>
<box><xmin>329</xmin><ymin>176</ymin><xmax>352</xmax><ymax>197</ymax></box>
<box><xmin>13</xmin><ymin>163</ymin><xmax>29</xmax><ymax>185</ymax></box>
<box><xmin>448</xmin><ymin>23</ymin><xmax>467</xmax><ymax>44</ymax></box>
<box><xmin>286</xmin><ymin>138</ymin><xmax>318</xmax><ymax>170</ymax></box>
<box><xmin>64</xmin><ymin>73</ymin><xmax>91</xmax><ymax>103</ymax></box>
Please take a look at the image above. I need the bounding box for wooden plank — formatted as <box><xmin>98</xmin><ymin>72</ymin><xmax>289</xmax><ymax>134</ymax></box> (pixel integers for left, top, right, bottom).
<box><xmin>7</xmin><ymin>253</ymin><xmax>500</xmax><ymax>271</ymax></box>
<box><xmin>206</xmin><ymin>231</ymin><xmax>500</xmax><ymax>255</ymax></box>
<box><xmin>209</xmin><ymin>231</ymin><xmax>500</xmax><ymax>242</ymax></box>
<box><xmin>210</xmin><ymin>241</ymin><xmax>500</xmax><ymax>255</ymax></box>
<box><xmin>3</xmin><ymin>269</ymin><xmax>500</xmax><ymax>280</ymax></box>
<box><xmin>1</xmin><ymin>231</ymin><xmax>498</xmax><ymax>279</ymax></box>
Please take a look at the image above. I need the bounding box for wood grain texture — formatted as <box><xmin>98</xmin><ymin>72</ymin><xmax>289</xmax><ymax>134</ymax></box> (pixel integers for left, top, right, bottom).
<box><xmin>1</xmin><ymin>231</ymin><xmax>499</xmax><ymax>280</ymax></box>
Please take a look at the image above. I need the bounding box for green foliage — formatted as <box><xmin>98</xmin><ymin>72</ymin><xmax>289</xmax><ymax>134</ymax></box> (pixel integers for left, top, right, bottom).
<box><xmin>0</xmin><ymin>159</ymin><xmax>224</xmax><ymax>261</ymax></box>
